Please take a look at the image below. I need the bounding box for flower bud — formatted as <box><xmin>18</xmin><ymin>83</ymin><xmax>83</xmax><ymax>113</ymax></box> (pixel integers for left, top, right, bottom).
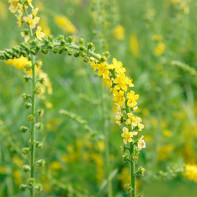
<box><xmin>35</xmin><ymin>159</ymin><xmax>45</xmax><ymax>167</ymax></box>
<box><xmin>34</xmin><ymin>87</ymin><xmax>41</xmax><ymax>94</ymax></box>
<box><xmin>24</xmin><ymin>102</ymin><xmax>32</xmax><ymax>109</ymax></box>
<box><xmin>22</xmin><ymin>147</ymin><xmax>30</xmax><ymax>155</ymax></box>
<box><xmin>35</xmin><ymin>183</ymin><xmax>43</xmax><ymax>192</ymax></box>
<box><xmin>20</xmin><ymin>126</ymin><xmax>30</xmax><ymax>133</ymax></box>
<box><xmin>35</xmin><ymin>141</ymin><xmax>43</xmax><ymax>148</ymax></box>
<box><xmin>27</xmin><ymin>178</ymin><xmax>35</xmax><ymax>187</ymax></box>
<box><xmin>38</xmin><ymin>109</ymin><xmax>44</xmax><ymax>116</ymax></box>
<box><xmin>125</xmin><ymin>184</ymin><xmax>132</xmax><ymax>192</ymax></box>
<box><xmin>22</xmin><ymin>93</ymin><xmax>31</xmax><ymax>101</ymax></box>
<box><xmin>24</xmin><ymin>64</ymin><xmax>32</xmax><ymax>71</ymax></box>
<box><xmin>35</xmin><ymin>122</ymin><xmax>43</xmax><ymax>130</ymax></box>
<box><xmin>66</xmin><ymin>36</ymin><xmax>73</xmax><ymax>43</ymax></box>
<box><xmin>74</xmin><ymin>51</ymin><xmax>80</xmax><ymax>57</ymax></box>
<box><xmin>83</xmin><ymin>56</ymin><xmax>89</xmax><ymax>62</ymax></box>
<box><xmin>22</xmin><ymin>165</ymin><xmax>31</xmax><ymax>172</ymax></box>
<box><xmin>47</xmin><ymin>35</ymin><xmax>53</xmax><ymax>42</ymax></box>
<box><xmin>87</xmin><ymin>42</ymin><xmax>94</xmax><ymax>50</ymax></box>
<box><xmin>24</xmin><ymin>75</ymin><xmax>32</xmax><ymax>82</ymax></box>
<box><xmin>103</xmin><ymin>51</ymin><xmax>110</xmax><ymax>58</ymax></box>
<box><xmin>28</xmin><ymin>114</ymin><xmax>34</xmax><ymax>121</ymax></box>
<box><xmin>19</xmin><ymin>184</ymin><xmax>28</xmax><ymax>191</ymax></box>
<box><xmin>67</xmin><ymin>50</ymin><xmax>73</xmax><ymax>56</ymax></box>
<box><xmin>79</xmin><ymin>38</ymin><xmax>85</xmax><ymax>44</ymax></box>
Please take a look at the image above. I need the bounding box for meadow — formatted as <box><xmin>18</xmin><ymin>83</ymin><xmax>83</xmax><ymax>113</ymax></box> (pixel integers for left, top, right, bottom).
<box><xmin>0</xmin><ymin>0</ymin><xmax>197</xmax><ymax>197</ymax></box>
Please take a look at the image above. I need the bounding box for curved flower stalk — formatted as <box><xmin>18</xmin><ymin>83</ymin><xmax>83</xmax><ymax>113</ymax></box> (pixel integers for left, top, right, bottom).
<box><xmin>0</xmin><ymin>34</ymin><xmax>145</xmax><ymax>196</ymax></box>
<box><xmin>1</xmin><ymin>2</ymin><xmax>145</xmax><ymax>197</ymax></box>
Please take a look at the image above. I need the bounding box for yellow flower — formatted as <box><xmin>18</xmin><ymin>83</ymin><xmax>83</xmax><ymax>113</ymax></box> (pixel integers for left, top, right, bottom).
<box><xmin>113</xmin><ymin>25</ymin><xmax>125</xmax><ymax>40</ymax></box>
<box><xmin>127</xmin><ymin>90</ymin><xmax>139</xmax><ymax>107</ymax></box>
<box><xmin>154</xmin><ymin>42</ymin><xmax>166</xmax><ymax>56</ymax></box>
<box><xmin>110</xmin><ymin>58</ymin><xmax>126</xmax><ymax>74</ymax></box>
<box><xmin>23</xmin><ymin>14</ymin><xmax>40</xmax><ymax>29</ymax></box>
<box><xmin>54</xmin><ymin>16</ymin><xmax>77</xmax><ymax>34</ymax></box>
<box><xmin>36</xmin><ymin>26</ymin><xmax>45</xmax><ymax>40</ymax></box>
<box><xmin>121</xmin><ymin>127</ymin><xmax>137</xmax><ymax>144</ymax></box>
<box><xmin>138</xmin><ymin>135</ymin><xmax>146</xmax><ymax>150</ymax></box>
<box><xmin>9</xmin><ymin>0</ymin><xmax>22</xmax><ymax>13</ymax></box>
<box><xmin>130</xmin><ymin>34</ymin><xmax>139</xmax><ymax>57</ymax></box>
<box><xmin>114</xmin><ymin>73</ymin><xmax>134</xmax><ymax>91</ymax></box>
<box><xmin>97</xmin><ymin>62</ymin><xmax>110</xmax><ymax>77</ymax></box>
<box><xmin>113</xmin><ymin>90</ymin><xmax>125</xmax><ymax>107</ymax></box>
<box><xmin>185</xmin><ymin>164</ymin><xmax>197</xmax><ymax>182</ymax></box>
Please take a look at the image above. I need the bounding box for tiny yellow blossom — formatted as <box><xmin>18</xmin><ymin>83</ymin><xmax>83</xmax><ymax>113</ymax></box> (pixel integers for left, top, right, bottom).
<box><xmin>113</xmin><ymin>90</ymin><xmax>125</xmax><ymax>107</ymax></box>
<box><xmin>23</xmin><ymin>14</ymin><xmax>40</xmax><ymax>29</ymax></box>
<box><xmin>121</xmin><ymin>127</ymin><xmax>137</xmax><ymax>144</ymax></box>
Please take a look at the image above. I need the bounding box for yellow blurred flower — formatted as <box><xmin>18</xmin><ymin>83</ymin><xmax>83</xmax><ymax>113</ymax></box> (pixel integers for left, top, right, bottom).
<box><xmin>0</xmin><ymin>166</ymin><xmax>6</xmax><ymax>174</ymax></box>
<box><xmin>54</xmin><ymin>16</ymin><xmax>77</xmax><ymax>34</ymax></box>
<box><xmin>113</xmin><ymin>25</ymin><xmax>125</xmax><ymax>40</ymax></box>
<box><xmin>12</xmin><ymin>156</ymin><xmax>23</xmax><ymax>167</ymax></box>
<box><xmin>39</xmin><ymin>17</ymin><xmax>51</xmax><ymax>36</ymax></box>
<box><xmin>130</xmin><ymin>34</ymin><xmax>139</xmax><ymax>57</ymax></box>
<box><xmin>154</xmin><ymin>42</ymin><xmax>166</xmax><ymax>56</ymax></box>
<box><xmin>50</xmin><ymin>161</ymin><xmax>62</xmax><ymax>170</ymax></box>
<box><xmin>185</xmin><ymin>164</ymin><xmax>197</xmax><ymax>182</ymax></box>
<box><xmin>0</xmin><ymin>1</ymin><xmax>8</xmax><ymax>20</ymax></box>
<box><xmin>13</xmin><ymin>170</ymin><xmax>22</xmax><ymax>185</ymax></box>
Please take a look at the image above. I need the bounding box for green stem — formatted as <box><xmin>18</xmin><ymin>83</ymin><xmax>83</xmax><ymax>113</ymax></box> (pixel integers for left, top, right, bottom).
<box><xmin>23</xmin><ymin>5</ymin><xmax>36</xmax><ymax>197</ymax></box>
<box><xmin>124</xmin><ymin>93</ymin><xmax>136</xmax><ymax>197</ymax></box>
<box><xmin>30</xmin><ymin>53</ymin><xmax>36</xmax><ymax>197</ymax></box>
<box><xmin>130</xmin><ymin>143</ymin><xmax>136</xmax><ymax>197</ymax></box>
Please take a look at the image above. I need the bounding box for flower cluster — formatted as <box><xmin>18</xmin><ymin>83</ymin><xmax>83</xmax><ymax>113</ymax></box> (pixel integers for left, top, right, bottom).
<box><xmin>9</xmin><ymin>0</ymin><xmax>45</xmax><ymax>41</ymax></box>
<box><xmin>89</xmin><ymin>58</ymin><xmax>145</xmax><ymax>147</ymax></box>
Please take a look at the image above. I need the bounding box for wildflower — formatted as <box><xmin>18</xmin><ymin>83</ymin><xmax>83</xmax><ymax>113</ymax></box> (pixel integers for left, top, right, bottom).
<box><xmin>9</xmin><ymin>0</ymin><xmax>22</xmax><ymax>13</ymax></box>
<box><xmin>110</xmin><ymin>58</ymin><xmax>126</xmax><ymax>74</ymax></box>
<box><xmin>97</xmin><ymin>62</ymin><xmax>110</xmax><ymax>77</ymax></box>
<box><xmin>138</xmin><ymin>136</ymin><xmax>146</xmax><ymax>150</ymax></box>
<box><xmin>114</xmin><ymin>73</ymin><xmax>134</xmax><ymax>91</ymax></box>
<box><xmin>121</xmin><ymin>127</ymin><xmax>137</xmax><ymax>144</ymax></box>
<box><xmin>127</xmin><ymin>90</ymin><xmax>139</xmax><ymax>107</ymax></box>
<box><xmin>113</xmin><ymin>25</ymin><xmax>125</xmax><ymax>40</ymax></box>
<box><xmin>36</xmin><ymin>26</ymin><xmax>45</xmax><ymax>40</ymax></box>
<box><xmin>23</xmin><ymin>14</ymin><xmax>40</xmax><ymax>29</ymax></box>
<box><xmin>154</xmin><ymin>42</ymin><xmax>165</xmax><ymax>56</ymax></box>
<box><xmin>113</xmin><ymin>89</ymin><xmax>125</xmax><ymax>107</ymax></box>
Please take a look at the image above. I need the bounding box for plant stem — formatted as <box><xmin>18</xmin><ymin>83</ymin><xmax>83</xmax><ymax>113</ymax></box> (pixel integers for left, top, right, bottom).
<box><xmin>30</xmin><ymin>53</ymin><xmax>36</xmax><ymax>197</ymax></box>
<box><xmin>22</xmin><ymin>5</ymin><xmax>36</xmax><ymax>197</ymax></box>
<box><xmin>125</xmin><ymin>93</ymin><xmax>136</xmax><ymax>197</ymax></box>
<box><xmin>130</xmin><ymin>142</ymin><xmax>136</xmax><ymax>197</ymax></box>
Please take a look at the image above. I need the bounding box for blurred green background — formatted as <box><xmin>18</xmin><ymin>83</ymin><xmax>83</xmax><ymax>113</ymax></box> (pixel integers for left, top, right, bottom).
<box><xmin>0</xmin><ymin>0</ymin><xmax>197</xmax><ymax>196</ymax></box>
